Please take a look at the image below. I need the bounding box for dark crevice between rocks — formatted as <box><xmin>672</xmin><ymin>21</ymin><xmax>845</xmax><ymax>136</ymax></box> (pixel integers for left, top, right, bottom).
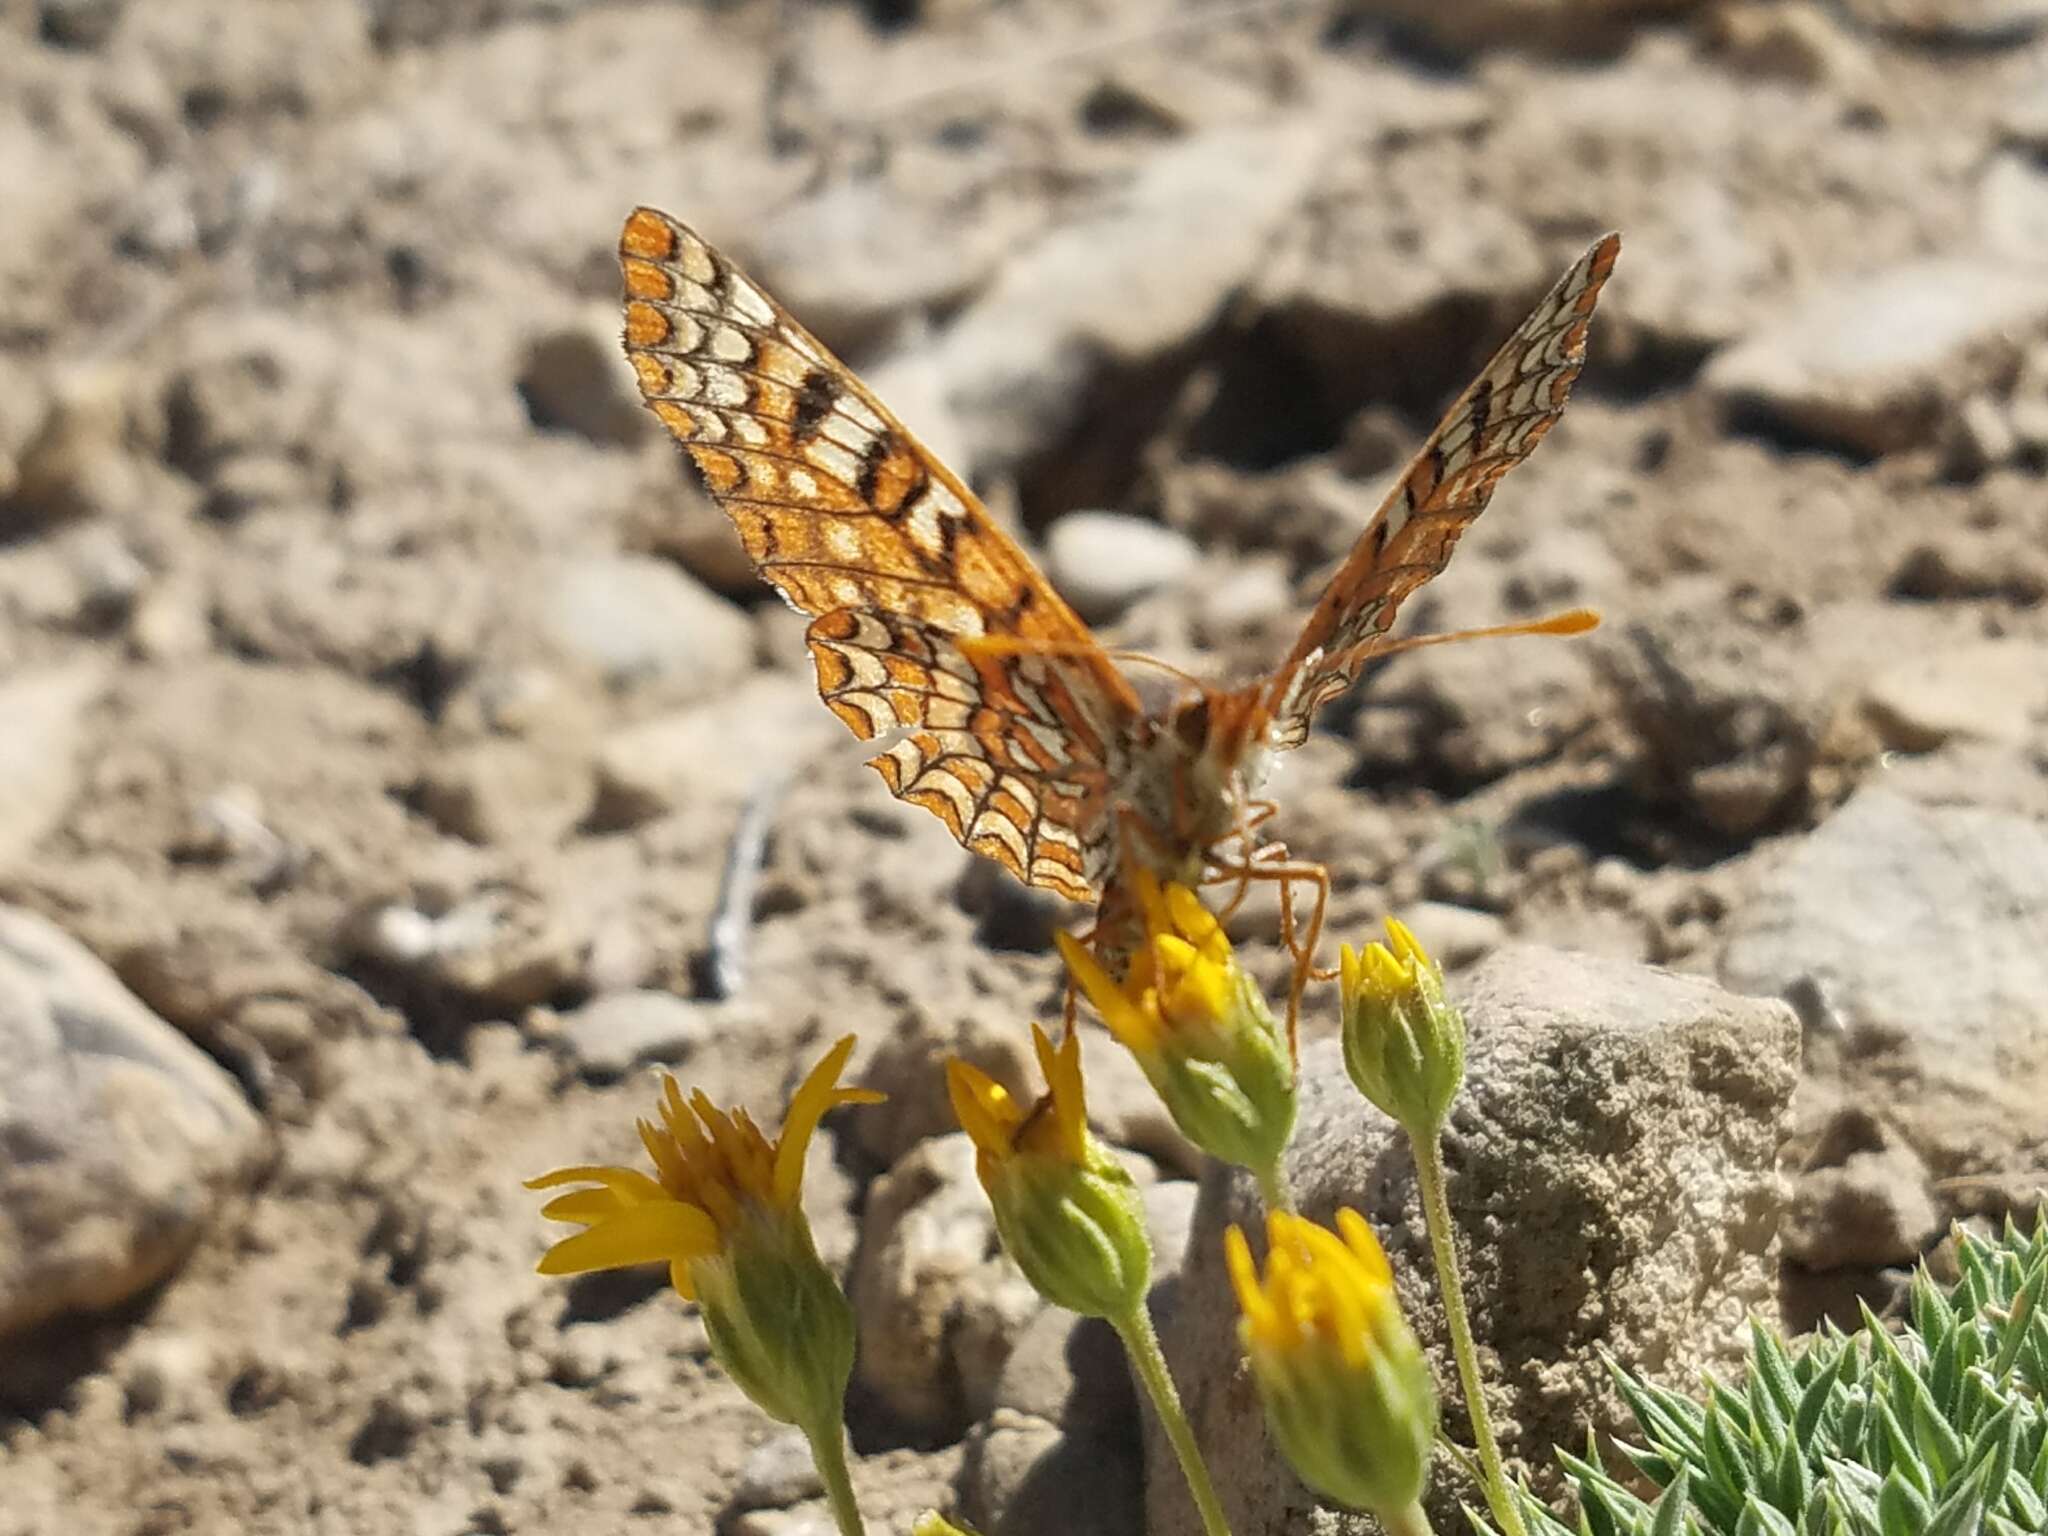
<box><xmin>1718</xmin><ymin>397</ymin><xmax>1888</xmax><ymax>465</ymax></box>
<box><xmin>0</xmin><ymin>1280</ymin><xmax>172</xmax><ymax>1421</ymax></box>
<box><xmin>338</xmin><ymin>954</ymin><xmax>588</xmax><ymax>1063</ymax></box>
<box><xmin>1012</xmin><ymin>346</ymin><xmax>1206</xmax><ymax>535</ymax></box>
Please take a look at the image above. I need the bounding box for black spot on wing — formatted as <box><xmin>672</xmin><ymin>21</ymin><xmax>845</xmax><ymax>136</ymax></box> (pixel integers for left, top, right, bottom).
<box><xmin>792</xmin><ymin>368</ymin><xmax>838</xmax><ymax>441</ymax></box>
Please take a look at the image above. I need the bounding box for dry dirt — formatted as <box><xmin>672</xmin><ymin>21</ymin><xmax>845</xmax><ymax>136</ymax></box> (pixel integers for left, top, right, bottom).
<box><xmin>3</xmin><ymin>2</ymin><xmax>2048</xmax><ymax>1534</ymax></box>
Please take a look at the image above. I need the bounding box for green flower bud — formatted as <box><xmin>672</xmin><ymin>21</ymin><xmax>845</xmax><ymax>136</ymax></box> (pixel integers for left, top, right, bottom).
<box><xmin>1058</xmin><ymin>872</ymin><xmax>1297</xmax><ymax>1184</ymax></box>
<box><xmin>1340</xmin><ymin>917</ymin><xmax>1466</xmax><ymax>1138</ymax></box>
<box><xmin>1226</xmin><ymin>1209</ymin><xmax>1437</xmax><ymax>1522</ymax></box>
<box><xmin>949</xmin><ymin>1024</ymin><xmax>1153</xmax><ymax>1320</ymax></box>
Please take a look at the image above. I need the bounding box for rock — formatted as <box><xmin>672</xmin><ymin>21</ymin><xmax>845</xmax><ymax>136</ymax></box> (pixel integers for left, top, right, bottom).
<box><xmin>543</xmin><ymin>554</ymin><xmax>754</xmax><ymax>697</ymax></box>
<box><xmin>1719</xmin><ymin>789</ymin><xmax>2048</xmax><ymax>1209</ymax></box>
<box><xmin>517</xmin><ymin>313</ymin><xmax>649</xmax><ymax>447</ymax></box>
<box><xmin>410</xmin><ymin>736</ymin><xmax>595</xmax><ymax>847</ymax></box>
<box><xmin>1859</xmin><ymin>637</ymin><xmax>2048</xmax><ymax>751</ymax></box>
<box><xmin>1997</xmin><ymin>79</ymin><xmax>2048</xmax><ymax>153</ymax></box>
<box><xmin>848</xmin><ymin>1134</ymin><xmax>1044</xmax><ymax>1438</ymax></box>
<box><xmin>1839</xmin><ymin>0</ymin><xmax>2048</xmax><ymax>45</ymax></box>
<box><xmin>1699</xmin><ymin>2</ymin><xmax>1870</xmax><ymax>89</ymax></box>
<box><xmin>1191</xmin><ymin>556</ymin><xmax>1292</xmax><ymax>645</ymax></box>
<box><xmin>1783</xmin><ymin>1141</ymin><xmax>1943</xmax><ymax>1270</ymax></box>
<box><xmin>744</xmin><ymin>179</ymin><xmax>1025</xmax><ymax>357</ymax></box>
<box><xmin>1605</xmin><ymin>176</ymin><xmax>1781</xmax><ymax>359</ymax></box>
<box><xmin>958</xmin><ymin>1408</ymin><xmax>1144</xmax><ymax>1536</ymax></box>
<box><xmin>989</xmin><ymin>1306</ymin><xmax>1133</xmax><ymax>1429</ymax></box>
<box><xmin>1331</xmin><ymin>0</ymin><xmax>1709</xmax><ymax>55</ymax></box>
<box><xmin>1399</xmin><ymin>901</ymin><xmax>1507</xmax><ymax>970</ymax></box>
<box><xmin>0</xmin><ymin>906</ymin><xmax>267</xmax><ymax>1338</ymax></box>
<box><xmin>1044</xmin><ymin>511</ymin><xmax>1201</xmax><ymax>625</ymax></box>
<box><xmin>626</xmin><ymin>466</ymin><xmax>763</xmax><ymax>599</ymax></box>
<box><xmin>159</xmin><ymin>313</ymin><xmax>331</xmax><ymax>517</ymax></box>
<box><xmin>1597</xmin><ymin>585</ymin><xmax>1826</xmax><ymax>837</ymax></box>
<box><xmin>37</xmin><ymin>0</ymin><xmax>127</xmax><ymax>49</ymax></box>
<box><xmin>590</xmin><ymin>673</ymin><xmax>834</xmax><ymax>832</ymax></box>
<box><xmin>1141</xmin><ymin>1179</ymin><xmax>1200</xmax><ymax>1283</ymax></box>
<box><xmin>1</xmin><ymin>366</ymin><xmax>153</xmax><ymax>532</ymax></box>
<box><xmin>347</xmin><ymin>889</ymin><xmax>587</xmax><ymax>1013</ymax></box>
<box><xmin>1979</xmin><ymin>151</ymin><xmax>2048</xmax><ymax>266</ymax></box>
<box><xmin>553</xmin><ymin>990</ymin><xmax>710</xmax><ymax>1083</ymax></box>
<box><xmin>1360</xmin><ymin>635</ymin><xmax>1602</xmax><ymax>786</ymax></box>
<box><xmin>0</xmin><ymin>663</ymin><xmax>103</xmax><ymax>872</ymax></box>
<box><xmin>1704</xmin><ymin>260</ymin><xmax>2048</xmax><ymax>456</ymax></box>
<box><xmin>934</xmin><ymin>122</ymin><xmax>1327</xmax><ymax>474</ymax></box>
<box><xmin>1149</xmin><ymin>946</ymin><xmax>1797</xmax><ymax>1535</ymax></box>
<box><xmin>1947</xmin><ymin>393</ymin><xmax>2019</xmax><ymax>477</ymax></box>
<box><xmin>733</xmin><ymin>1430</ymin><xmax>825</xmax><ymax>1510</ymax></box>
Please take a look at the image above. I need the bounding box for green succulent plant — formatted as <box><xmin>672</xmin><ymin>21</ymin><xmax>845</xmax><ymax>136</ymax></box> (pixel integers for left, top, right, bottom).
<box><xmin>1487</xmin><ymin>1218</ymin><xmax>2047</xmax><ymax>1536</ymax></box>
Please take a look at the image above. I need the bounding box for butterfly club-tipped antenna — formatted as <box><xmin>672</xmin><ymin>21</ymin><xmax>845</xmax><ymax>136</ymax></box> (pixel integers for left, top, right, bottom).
<box><xmin>1305</xmin><ymin>604</ymin><xmax>1601</xmax><ymax>688</ymax></box>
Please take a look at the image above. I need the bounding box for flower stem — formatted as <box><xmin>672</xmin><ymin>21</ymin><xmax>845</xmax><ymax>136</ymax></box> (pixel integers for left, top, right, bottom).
<box><xmin>1255</xmin><ymin>1159</ymin><xmax>1296</xmax><ymax>1216</ymax></box>
<box><xmin>1113</xmin><ymin>1303</ymin><xmax>1233</xmax><ymax>1536</ymax></box>
<box><xmin>1410</xmin><ymin>1131</ymin><xmax>1526</xmax><ymax>1536</ymax></box>
<box><xmin>802</xmin><ymin>1417</ymin><xmax>868</xmax><ymax>1536</ymax></box>
<box><xmin>1379</xmin><ymin>1501</ymin><xmax>1437</xmax><ymax>1536</ymax></box>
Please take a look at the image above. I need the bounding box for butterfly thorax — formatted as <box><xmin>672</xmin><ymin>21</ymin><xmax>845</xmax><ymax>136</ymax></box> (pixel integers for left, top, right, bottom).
<box><xmin>1115</xmin><ymin>686</ymin><xmax>1278</xmax><ymax>885</ymax></box>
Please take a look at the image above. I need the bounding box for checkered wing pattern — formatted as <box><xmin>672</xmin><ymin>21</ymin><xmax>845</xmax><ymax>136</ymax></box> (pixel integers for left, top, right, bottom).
<box><xmin>1259</xmin><ymin>234</ymin><xmax>1621</xmax><ymax>751</ymax></box>
<box><xmin>619</xmin><ymin>207</ymin><xmax>1140</xmax><ymax>900</ymax></box>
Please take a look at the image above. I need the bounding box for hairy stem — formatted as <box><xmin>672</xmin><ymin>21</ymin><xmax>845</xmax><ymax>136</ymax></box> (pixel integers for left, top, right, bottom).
<box><xmin>1411</xmin><ymin>1132</ymin><xmax>1527</xmax><ymax>1536</ymax></box>
<box><xmin>1115</xmin><ymin>1303</ymin><xmax>1233</xmax><ymax>1536</ymax></box>
<box><xmin>803</xmin><ymin>1417</ymin><xmax>868</xmax><ymax>1536</ymax></box>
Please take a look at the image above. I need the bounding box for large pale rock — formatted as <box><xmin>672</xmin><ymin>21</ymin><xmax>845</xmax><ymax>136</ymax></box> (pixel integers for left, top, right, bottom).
<box><xmin>1705</xmin><ymin>260</ymin><xmax>2048</xmax><ymax>456</ymax></box>
<box><xmin>1720</xmin><ymin>790</ymin><xmax>2048</xmax><ymax>1223</ymax></box>
<box><xmin>0</xmin><ymin>663</ymin><xmax>103</xmax><ymax>872</ymax></box>
<box><xmin>543</xmin><ymin>554</ymin><xmax>754</xmax><ymax>697</ymax></box>
<box><xmin>0</xmin><ymin>906</ymin><xmax>267</xmax><ymax>1338</ymax></box>
<box><xmin>848</xmin><ymin>1134</ymin><xmax>1044</xmax><ymax>1438</ymax></box>
<box><xmin>1148</xmin><ymin>947</ymin><xmax>1797</xmax><ymax>1536</ymax></box>
<box><xmin>1858</xmin><ymin>637</ymin><xmax>2048</xmax><ymax>751</ymax></box>
<box><xmin>1045</xmin><ymin>510</ymin><xmax>1200</xmax><ymax>624</ymax></box>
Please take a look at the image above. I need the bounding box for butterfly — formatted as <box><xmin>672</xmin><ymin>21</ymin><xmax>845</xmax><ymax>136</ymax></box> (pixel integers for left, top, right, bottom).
<box><xmin>618</xmin><ymin>205</ymin><xmax>1618</xmax><ymax>1036</ymax></box>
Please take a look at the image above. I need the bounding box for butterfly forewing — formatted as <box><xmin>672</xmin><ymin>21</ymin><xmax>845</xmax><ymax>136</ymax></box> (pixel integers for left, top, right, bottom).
<box><xmin>1259</xmin><ymin>233</ymin><xmax>1622</xmax><ymax>750</ymax></box>
<box><xmin>619</xmin><ymin>207</ymin><xmax>1139</xmax><ymax>901</ymax></box>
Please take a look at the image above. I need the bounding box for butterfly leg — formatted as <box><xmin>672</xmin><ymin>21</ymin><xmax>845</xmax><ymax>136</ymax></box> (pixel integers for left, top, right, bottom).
<box><xmin>1202</xmin><ymin>849</ymin><xmax>1330</xmax><ymax>1065</ymax></box>
<box><xmin>1211</xmin><ymin>798</ymin><xmax>1283</xmax><ymax>919</ymax></box>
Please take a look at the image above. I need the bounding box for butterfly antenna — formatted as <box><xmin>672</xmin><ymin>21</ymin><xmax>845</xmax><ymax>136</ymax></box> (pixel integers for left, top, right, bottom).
<box><xmin>960</xmin><ymin>633</ymin><xmax>1209</xmax><ymax>693</ymax></box>
<box><xmin>1325</xmin><ymin>605</ymin><xmax>1599</xmax><ymax>673</ymax></box>
<box><xmin>1105</xmin><ymin>649</ymin><xmax>1206</xmax><ymax>692</ymax></box>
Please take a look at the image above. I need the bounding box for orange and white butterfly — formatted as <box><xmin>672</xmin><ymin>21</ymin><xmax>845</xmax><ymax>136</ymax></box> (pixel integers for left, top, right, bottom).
<box><xmin>619</xmin><ymin>206</ymin><xmax>1618</xmax><ymax>1031</ymax></box>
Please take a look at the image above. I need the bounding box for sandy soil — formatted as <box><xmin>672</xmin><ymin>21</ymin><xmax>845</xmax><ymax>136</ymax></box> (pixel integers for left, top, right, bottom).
<box><xmin>3</xmin><ymin>2</ymin><xmax>2046</xmax><ymax>1533</ymax></box>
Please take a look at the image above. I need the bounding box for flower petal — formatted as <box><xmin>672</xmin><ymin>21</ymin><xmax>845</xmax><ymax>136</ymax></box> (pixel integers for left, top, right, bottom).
<box><xmin>947</xmin><ymin>1056</ymin><xmax>1023</xmax><ymax>1159</ymax></box>
<box><xmin>537</xmin><ymin>1199</ymin><xmax>718</xmax><ymax>1276</ymax></box>
<box><xmin>1057</xmin><ymin>931</ymin><xmax>1163</xmax><ymax>1055</ymax></box>
<box><xmin>525</xmin><ymin>1165</ymin><xmax>669</xmax><ymax>1203</ymax></box>
<box><xmin>772</xmin><ymin>1034</ymin><xmax>880</xmax><ymax>1208</ymax></box>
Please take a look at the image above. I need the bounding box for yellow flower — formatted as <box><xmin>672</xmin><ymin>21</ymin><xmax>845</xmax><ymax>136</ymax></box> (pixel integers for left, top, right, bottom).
<box><xmin>1226</xmin><ymin>1209</ymin><xmax>1436</xmax><ymax>1522</ymax></box>
<box><xmin>527</xmin><ymin>1035</ymin><xmax>882</xmax><ymax>1432</ymax></box>
<box><xmin>1057</xmin><ymin>872</ymin><xmax>1294</xmax><ymax>1185</ymax></box>
<box><xmin>947</xmin><ymin>1023</ymin><xmax>1150</xmax><ymax>1320</ymax></box>
<box><xmin>1340</xmin><ymin>917</ymin><xmax>1466</xmax><ymax>1138</ymax></box>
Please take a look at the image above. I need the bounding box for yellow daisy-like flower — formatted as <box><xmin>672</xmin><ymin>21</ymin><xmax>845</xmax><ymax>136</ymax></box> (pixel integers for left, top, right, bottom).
<box><xmin>1339</xmin><ymin>916</ymin><xmax>1467</xmax><ymax>1139</ymax></box>
<box><xmin>946</xmin><ymin>1023</ymin><xmax>1149</xmax><ymax>1320</ymax></box>
<box><xmin>1057</xmin><ymin>871</ymin><xmax>1294</xmax><ymax>1186</ymax></box>
<box><xmin>526</xmin><ymin>1035</ymin><xmax>882</xmax><ymax>1432</ymax></box>
<box><xmin>1225</xmin><ymin>1209</ymin><xmax>1436</xmax><ymax>1524</ymax></box>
